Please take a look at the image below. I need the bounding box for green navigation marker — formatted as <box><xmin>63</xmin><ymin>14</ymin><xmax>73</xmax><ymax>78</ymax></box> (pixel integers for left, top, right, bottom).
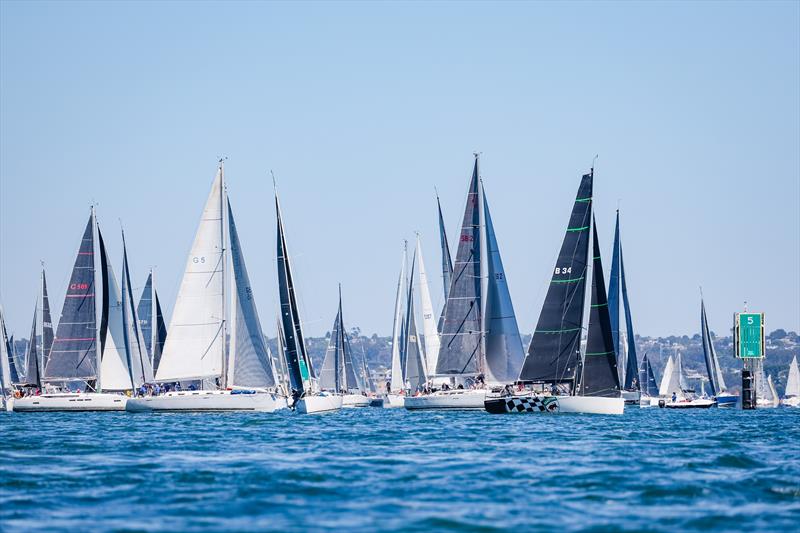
<box><xmin>735</xmin><ymin>312</ymin><xmax>764</xmax><ymax>359</ymax></box>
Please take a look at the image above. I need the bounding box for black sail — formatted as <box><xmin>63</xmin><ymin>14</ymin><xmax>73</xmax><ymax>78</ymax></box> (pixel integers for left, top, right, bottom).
<box><xmin>436</xmin><ymin>157</ymin><xmax>483</xmax><ymax>376</ymax></box>
<box><xmin>519</xmin><ymin>172</ymin><xmax>593</xmax><ymax>385</ymax></box>
<box><xmin>153</xmin><ymin>288</ymin><xmax>167</xmax><ymax>375</ymax></box>
<box><xmin>580</xmin><ymin>220</ymin><xmax>621</xmax><ymax>397</ymax></box>
<box><xmin>620</xmin><ymin>245</ymin><xmax>640</xmax><ymax>390</ymax></box>
<box><xmin>44</xmin><ymin>214</ymin><xmax>99</xmax><ymax>382</ymax></box>
<box><xmin>41</xmin><ymin>270</ymin><xmax>54</xmax><ymax>372</ymax></box>
<box><xmin>137</xmin><ymin>273</ymin><xmax>154</xmax><ymax>359</ymax></box>
<box><xmin>23</xmin><ymin>307</ymin><xmax>41</xmax><ymax>387</ymax></box>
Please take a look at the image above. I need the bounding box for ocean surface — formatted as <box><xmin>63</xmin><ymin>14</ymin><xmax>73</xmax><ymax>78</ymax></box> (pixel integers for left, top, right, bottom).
<box><xmin>1</xmin><ymin>406</ymin><xmax>798</xmax><ymax>532</ymax></box>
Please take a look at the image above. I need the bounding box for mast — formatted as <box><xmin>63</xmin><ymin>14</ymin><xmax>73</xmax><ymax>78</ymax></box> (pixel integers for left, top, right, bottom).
<box><xmin>93</xmin><ymin>206</ymin><xmax>103</xmax><ymax>392</ymax></box>
<box><xmin>220</xmin><ymin>160</ymin><xmax>228</xmax><ymax>389</ymax></box>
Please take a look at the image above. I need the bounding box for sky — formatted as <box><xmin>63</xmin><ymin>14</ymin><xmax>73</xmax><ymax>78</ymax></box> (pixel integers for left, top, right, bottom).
<box><xmin>1</xmin><ymin>1</ymin><xmax>798</xmax><ymax>340</ymax></box>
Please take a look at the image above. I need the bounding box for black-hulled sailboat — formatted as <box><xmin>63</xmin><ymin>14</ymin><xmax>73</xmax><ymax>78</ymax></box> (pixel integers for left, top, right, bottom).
<box><xmin>608</xmin><ymin>211</ymin><xmax>641</xmax><ymax>405</ymax></box>
<box><xmin>276</xmin><ymin>185</ymin><xmax>341</xmax><ymax>414</ymax></box>
<box><xmin>485</xmin><ymin>168</ymin><xmax>624</xmax><ymax>415</ymax></box>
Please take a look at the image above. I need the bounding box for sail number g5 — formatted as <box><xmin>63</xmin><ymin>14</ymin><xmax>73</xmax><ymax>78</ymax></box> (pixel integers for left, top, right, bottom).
<box><xmin>192</xmin><ymin>256</ymin><xmax>206</xmax><ymax>264</ymax></box>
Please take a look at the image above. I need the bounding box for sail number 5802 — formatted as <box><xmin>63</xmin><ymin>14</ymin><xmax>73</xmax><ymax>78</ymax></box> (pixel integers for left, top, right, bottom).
<box><xmin>554</xmin><ymin>267</ymin><xmax>572</xmax><ymax>275</ymax></box>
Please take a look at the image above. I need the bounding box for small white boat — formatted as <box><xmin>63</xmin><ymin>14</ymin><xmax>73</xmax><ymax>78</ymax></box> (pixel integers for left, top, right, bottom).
<box><xmin>621</xmin><ymin>390</ymin><xmax>641</xmax><ymax>405</ymax></box>
<box><xmin>781</xmin><ymin>356</ymin><xmax>800</xmax><ymax>407</ymax></box>
<box><xmin>404</xmin><ymin>388</ymin><xmax>486</xmax><ymax>410</ymax></box>
<box><xmin>660</xmin><ymin>397</ymin><xmax>716</xmax><ymax>409</ymax></box>
<box><xmin>342</xmin><ymin>393</ymin><xmax>370</xmax><ymax>408</ymax></box>
<box><xmin>383</xmin><ymin>393</ymin><xmax>405</xmax><ymax>408</ymax></box>
<box><xmin>485</xmin><ymin>393</ymin><xmax>624</xmax><ymax>415</ymax></box>
<box><xmin>13</xmin><ymin>392</ymin><xmax>128</xmax><ymax>412</ymax></box>
<box><xmin>295</xmin><ymin>393</ymin><xmax>343</xmax><ymax>414</ymax></box>
<box><xmin>126</xmin><ymin>390</ymin><xmax>286</xmax><ymax>412</ymax></box>
<box><xmin>782</xmin><ymin>396</ymin><xmax>800</xmax><ymax>408</ymax></box>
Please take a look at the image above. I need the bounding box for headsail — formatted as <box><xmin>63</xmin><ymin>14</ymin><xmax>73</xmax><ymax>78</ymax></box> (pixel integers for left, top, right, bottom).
<box><xmin>389</xmin><ymin>246</ymin><xmax>407</xmax><ymax>393</ymax></box>
<box><xmin>620</xmin><ymin>244</ymin><xmax>639</xmax><ymax>390</ymax></box>
<box><xmin>700</xmin><ymin>296</ymin><xmax>726</xmax><ymax>396</ymax></box>
<box><xmin>658</xmin><ymin>354</ymin><xmax>675</xmax><ymax>397</ymax></box>
<box><xmin>137</xmin><ymin>272</ymin><xmax>168</xmax><ymax>374</ymax></box>
<box><xmin>0</xmin><ymin>305</ymin><xmax>12</xmax><ymax>395</ymax></box>
<box><xmin>156</xmin><ymin>164</ymin><xmax>226</xmax><ymax>383</ymax></box>
<box><xmin>481</xmin><ymin>181</ymin><xmax>524</xmax><ymax>384</ymax></box>
<box><xmin>519</xmin><ymin>172</ymin><xmax>592</xmax><ymax>385</ymax></box>
<box><xmin>121</xmin><ymin>231</ymin><xmax>154</xmax><ymax>387</ymax></box>
<box><xmin>404</xmin><ymin>251</ymin><xmax>427</xmax><ymax>391</ymax></box>
<box><xmin>416</xmin><ymin>236</ymin><xmax>440</xmax><ymax>379</ymax></box>
<box><xmin>23</xmin><ymin>305</ymin><xmax>41</xmax><ymax>388</ymax></box>
<box><xmin>227</xmin><ymin>199</ymin><xmax>276</xmax><ymax>389</ymax></box>
<box><xmin>40</xmin><ymin>269</ymin><xmax>54</xmax><ymax>373</ymax></box>
<box><xmin>437</xmin><ymin>192</ymin><xmax>454</xmax><ymax>303</ymax></box>
<box><xmin>608</xmin><ymin>211</ymin><xmax>622</xmax><ymax>372</ymax></box>
<box><xmin>44</xmin><ymin>212</ymin><xmax>102</xmax><ymax>383</ymax></box>
<box><xmin>579</xmin><ymin>220</ymin><xmax>621</xmax><ymax>397</ymax></box>
<box><xmin>639</xmin><ymin>353</ymin><xmax>659</xmax><ymax>397</ymax></box>
<box><xmin>436</xmin><ymin>156</ymin><xmax>483</xmax><ymax>377</ymax></box>
<box><xmin>786</xmin><ymin>356</ymin><xmax>800</xmax><ymax>398</ymax></box>
<box><xmin>319</xmin><ymin>302</ymin><xmax>343</xmax><ymax>392</ymax></box>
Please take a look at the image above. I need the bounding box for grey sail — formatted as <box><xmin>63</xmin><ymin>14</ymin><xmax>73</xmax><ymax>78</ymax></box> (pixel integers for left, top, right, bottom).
<box><xmin>152</xmin><ymin>289</ymin><xmax>167</xmax><ymax>374</ymax></box>
<box><xmin>343</xmin><ymin>329</ymin><xmax>362</xmax><ymax>392</ymax></box>
<box><xmin>403</xmin><ymin>255</ymin><xmax>427</xmax><ymax>391</ymax></box>
<box><xmin>482</xmin><ymin>181</ymin><xmax>524</xmax><ymax>383</ymax></box>
<box><xmin>7</xmin><ymin>334</ymin><xmax>21</xmax><ymax>385</ymax></box>
<box><xmin>638</xmin><ymin>353</ymin><xmax>659</xmax><ymax>397</ymax></box>
<box><xmin>318</xmin><ymin>306</ymin><xmax>342</xmax><ymax>391</ymax></box>
<box><xmin>137</xmin><ymin>273</ymin><xmax>154</xmax><ymax>360</ymax></box>
<box><xmin>41</xmin><ymin>270</ymin><xmax>54</xmax><ymax>373</ymax></box>
<box><xmin>228</xmin><ymin>200</ymin><xmax>276</xmax><ymax>389</ymax></box>
<box><xmin>620</xmin><ymin>244</ymin><xmax>640</xmax><ymax>390</ymax></box>
<box><xmin>121</xmin><ymin>231</ymin><xmax>154</xmax><ymax>387</ymax></box>
<box><xmin>436</xmin><ymin>156</ymin><xmax>483</xmax><ymax>377</ymax></box>
<box><xmin>339</xmin><ymin>297</ymin><xmax>360</xmax><ymax>391</ymax></box>
<box><xmin>700</xmin><ymin>297</ymin><xmax>726</xmax><ymax>395</ymax></box>
<box><xmin>608</xmin><ymin>211</ymin><xmax>622</xmax><ymax>375</ymax></box>
<box><xmin>44</xmin><ymin>213</ymin><xmax>102</xmax><ymax>383</ymax></box>
<box><xmin>437</xmin><ymin>192</ymin><xmax>454</xmax><ymax>303</ymax></box>
<box><xmin>23</xmin><ymin>306</ymin><xmax>41</xmax><ymax>387</ymax></box>
<box><xmin>519</xmin><ymin>172</ymin><xmax>592</xmax><ymax>385</ymax></box>
<box><xmin>578</xmin><ymin>219</ymin><xmax>621</xmax><ymax>398</ymax></box>
<box><xmin>1</xmin><ymin>306</ymin><xmax>12</xmax><ymax>394</ymax></box>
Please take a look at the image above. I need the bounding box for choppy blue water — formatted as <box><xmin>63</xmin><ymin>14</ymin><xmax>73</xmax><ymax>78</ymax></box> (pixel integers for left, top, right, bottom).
<box><xmin>1</xmin><ymin>407</ymin><xmax>798</xmax><ymax>532</ymax></box>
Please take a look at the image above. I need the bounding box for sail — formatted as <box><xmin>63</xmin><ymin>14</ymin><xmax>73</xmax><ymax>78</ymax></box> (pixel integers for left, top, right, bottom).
<box><xmin>121</xmin><ymin>233</ymin><xmax>154</xmax><ymax>387</ymax></box>
<box><xmin>786</xmin><ymin>356</ymin><xmax>800</xmax><ymax>398</ymax></box>
<box><xmin>157</xmin><ymin>165</ymin><xmax>226</xmax><ymax>383</ymax></box>
<box><xmin>0</xmin><ymin>305</ymin><xmax>11</xmax><ymax>393</ymax></box>
<box><xmin>620</xmin><ymin>246</ymin><xmax>639</xmax><ymax>390</ymax></box>
<box><xmin>152</xmin><ymin>290</ymin><xmax>166</xmax><ymax>374</ymax></box>
<box><xmin>482</xmin><ymin>182</ymin><xmax>525</xmax><ymax>384</ymax></box>
<box><xmin>137</xmin><ymin>273</ymin><xmax>154</xmax><ymax>360</ymax></box>
<box><xmin>23</xmin><ymin>306</ymin><xmax>41</xmax><ymax>387</ymax></box>
<box><xmin>639</xmin><ymin>353</ymin><xmax>659</xmax><ymax>397</ymax></box>
<box><xmin>318</xmin><ymin>307</ymin><xmax>342</xmax><ymax>391</ymax></box>
<box><xmin>700</xmin><ymin>298</ymin><xmax>726</xmax><ymax>395</ymax></box>
<box><xmin>275</xmin><ymin>319</ymin><xmax>291</xmax><ymax>395</ymax></box>
<box><xmin>436</xmin><ymin>156</ymin><xmax>483</xmax><ymax>376</ymax></box>
<box><xmin>416</xmin><ymin>236</ymin><xmax>440</xmax><ymax>379</ymax></box>
<box><xmin>44</xmin><ymin>213</ymin><xmax>101</xmax><ymax>382</ymax></box>
<box><xmin>99</xmin><ymin>232</ymin><xmax>136</xmax><ymax>391</ymax></box>
<box><xmin>519</xmin><ymin>172</ymin><xmax>593</xmax><ymax>384</ymax></box>
<box><xmin>276</xmin><ymin>192</ymin><xmax>314</xmax><ymax>394</ymax></box>
<box><xmin>755</xmin><ymin>365</ymin><xmax>770</xmax><ymax>402</ymax></box>
<box><xmin>767</xmin><ymin>374</ymin><xmax>779</xmax><ymax>407</ymax></box>
<box><xmin>658</xmin><ymin>355</ymin><xmax>675</xmax><ymax>397</ymax></box>
<box><xmin>403</xmin><ymin>254</ymin><xmax>427</xmax><ymax>391</ymax></box>
<box><xmin>389</xmin><ymin>249</ymin><xmax>406</xmax><ymax>392</ymax></box>
<box><xmin>339</xmin><ymin>294</ymin><xmax>360</xmax><ymax>391</ymax></box>
<box><xmin>41</xmin><ymin>270</ymin><xmax>54</xmax><ymax>372</ymax></box>
<box><xmin>677</xmin><ymin>353</ymin><xmax>690</xmax><ymax>393</ymax></box>
<box><xmin>227</xmin><ymin>200</ymin><xmax>276</xmax><ymax>389</ymax></box>
<box><xmin>579</xmin><ymin>221</ymin><xmax>621</xmax><ymax>397</ymax></box>
<box><xmin>437</xmin><ymin>193</ymin><xmax>454</xmax><ymax>303</ymax></box>
<box><xmin>608</xmin><ymin>211</ymin><xmax>622</xmax><ymax>374</ymax></box>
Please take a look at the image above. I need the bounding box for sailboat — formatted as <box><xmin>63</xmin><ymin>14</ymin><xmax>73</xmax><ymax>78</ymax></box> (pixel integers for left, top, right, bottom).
<box><xmin>16</xmin><ymin>268</ymin><xmax>54</xmax><ymax>394</ymax></box>
<box><xmin>275</xmin><ymin>184</ymin><xmax>342</xmax><ymax>414</ymax></box>
<box><xmin>319</xmin><ymin>287</ymin><xmax>369</xmax><ymax>407</ymax></box>
<box><xmin>753</xmin><ymin>366</ymin><xmax>778</xmax><ymax>409</ymax></box>
<box><xmin>637</xmin><ymin>352</ymin><xmax>659</xmax><ymax>407</ymax></box>
<box><xmin>137</xmin><ymin>270</ymin><xmax>167</xmax><ymax>375</ymax></box>
<box><xmin>781</xmin><ymin>355</ymin><xmax>800</xmax><ymax>407</ymax></box>
<box><xmin>408</xmin><ymin>155</ymin><xmax>525</xmax><ymax>410</ymax></box>
<box><xmin>1</xmin><ymin>304</ymin><xmax>15</xmax><ymax>411</ymax></box>
<box><xmin>127</xmin><ymin>162</ymin><xmax>286</xmax><ymax>412</ymax></box>
<box><xmin>485</xmin><ymin>168</ymin><xmax>625</xmax><ymax>415</ymax></box>
<box><xmin>608</xmin><ymin>211</ymin><xmax>641</xmax><ymax>405</ymax></box>
<box><xmin>416</xmin><ymin>235</ymin><xmax>442</xmax><ymax>385</ymax></box>
<box><xmin>658</xmin><ymin>351</ymin><xmax>715</xmax><ymax>408</ymax></box>
<box><xmin>700</xmin><ymin>295</ymin><xmax>737</xmax><ymax>407</ymax></box>
<box><xmin>384</xmin><ymin>243</ymin><xmax>409</xmax><ymax>408</ymax></box>
<box><xmin>14</xmin><ymin>209</ymin><xmax>143</xmax><ymax>411</ymax></box>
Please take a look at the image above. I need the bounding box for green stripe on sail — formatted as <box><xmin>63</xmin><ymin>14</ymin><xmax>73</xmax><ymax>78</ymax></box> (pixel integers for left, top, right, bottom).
<box><xmin>585</xmin><ymin>350</ymin><xmax>615</xmax><ymax>356</ymax></box>
<box><xmin>576</xmin><ymin>197</ymin><xmax>592</xmax><ymax>203</ymax></box>
<box><xmin>535</xmin><ymin>327</ymin><xmax>582</xmax><ymax>334</ymax></box>
<box><xmin>551</xmin><ymin>276</ymin><xmax>584</xmax><ymax>284</ymax></box>
<box><xmin>566</xmin><ymin>226</ymin><xmax>589</xmax><ymax>232</ymax></box>
<box><xmin>591</xmin><ymin>303</ymin><xmax>608</xmax><ymax>308</ymax></box>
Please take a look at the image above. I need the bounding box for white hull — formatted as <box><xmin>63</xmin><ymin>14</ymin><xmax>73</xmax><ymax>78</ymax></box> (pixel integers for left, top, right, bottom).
<box><xmin>556</xmin><ymin>395</ymin><xmax>625</xmax><ymax>415</ymax></box>
<box><xmin>404</xmin><ymin>389</ymin><xmax>486</xmax><ymax>410</ymax></box>
<box><xmin>13</xmin><ymin>392</ymin><xmax>128</xmax><ymax>412</ymax></box>
<box><xmin>383</xmin><ymin>394</ymin><xmax>406</xmax><ymax>408</ymax></box>
<box><xmin>296</xmin><ymin>394</ymin><xmax>343</xmax><ymax>414</ymax></box>
<box><xmin>755</xmin><ymin>397</ymin><xmax>778</xmax><ymax>409</ymax></box>
<box><xmin>3</xmin><ymin>397</ymin><xmax>14</xmax><ymax>412</ymax></box>
<box><xmin>342</xmin><ymin>394</ymin><xmax>370</xmax><ymax>408</ymax></box>
<box><xmin>781</xmin><ymin>396</ymin><xmax>800</xmax><ymax>408</ymax></box>
<box><xmin>639</xmin><ymin>394</ymin><xmax>656</xmax><ymax>408</ymax></box>
<box><xmin>662</xmin><ymin>397</ymin><xmax>716</xmax><ymax>409</ymax></box>
<box><xmin>126</xmin><ymin>390</ymin><xmax>287</xmax><ymax>412</ymax></box>
<box><xmin>622</xmin><ymin>390</ymin><xmax>641</xmax><ymax>405</ymax></box>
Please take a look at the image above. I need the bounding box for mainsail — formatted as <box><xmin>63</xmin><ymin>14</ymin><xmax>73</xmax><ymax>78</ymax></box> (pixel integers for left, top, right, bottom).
<box><xmin>700</xmin><ymin>297</ymin><xmax>726</xmax><ymax>396</ymax></box>
<box><xmin>519</xmin><ymin>172</ymin><xmax>592</xmax><ymax>385</ymax></box>
<box><xmin>638</xmin><ymin>353</ymin><xmax>659</xmax><ymax>397</ymax></box>
<box><xmin>276</xmin><ymin>190</ymin><xmax>315</xmax><ymax>394</ymax></box>
<box><xmin>22</xmin><ymin>305</ymin><xmax>41</xmax><ymax>388</ymax></box>
<box><xmin>137</xmin><ymin>272</ymin><xmax>168</xmax><ymax>374</ymax></box>
<box><xmin>786</xmin><ymin>356</ymin><xmax>800</xmax><ymax>398</ymax></box>
<box><xmin>579</xmin><ymin>220</ymin><xmax>621</xmax><ymax>397</ymax></box>
<box><xmin>658</xmin><ymin>354</ymin><xmax>675</xmax><ymax>397</ymax></box>
<box><xmin>482</xmin><ymin>181</ymin><xmax>524</xmax><ymax>384</ymax></box>
<box><xmin>767</xmin><ymin>374</ymin><xmax>779</xmax><ymax>407</ymax></box>
<box><xmin>437</xmin><ymin>192</ymin><xmax>454</xmax><ymax>303</ymax></box>
<box><xmin>40</xmin><ymin>269</ymin><xmax>54</xmax><ymax>373</ymax></box>
<box><xmin>404</xmin><ymin>252</ymin><xmax>427</xmax><ymax>391</ymax></box>
<box><xmin>620</xmin><ymin>244</ymin><xmax>639</xmax><ymax>390</ymax></box>
<box><xmin>156</xmin><ymin>164</ymin><xmax>226</xmax><ymax>383</ymax></box>
<box><xmin>608</xmin><ymin>211</ymin><xmax>622</xmax><ymax>369</ymax></box>
<box><xmin>227</xmin><ymin>199</ymin><xmax>276</xmax><ymax>389</ymax></box>
<box><xmin>44</xmin><ymin>212</ymin><xmax>103</xmax><ymax>384</ymax></box>
<box><xmin>416</xmin><ymin>236</ymin><xmax>440</xmax><ymax>379</ymax></box>
<box><xmin>436</xmin><ymin>156</ymin><xmax>483</xmax><ymax>377</ymax></box>
<box><xmin>319</xmin><ymin>302</ymin><xmax>343</xmax><ymax>391</ymax></box>
<box><xmin>389</xmin><ymin>247</ymin><xmax>406</xmax><ymax>392</ymax></box>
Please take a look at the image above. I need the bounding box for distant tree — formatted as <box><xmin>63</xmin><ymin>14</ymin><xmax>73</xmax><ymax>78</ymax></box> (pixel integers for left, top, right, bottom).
<box><xmin>769</xmin><ymin>329</ymin><xmax>787</xmax><ymax>340</ymax></box>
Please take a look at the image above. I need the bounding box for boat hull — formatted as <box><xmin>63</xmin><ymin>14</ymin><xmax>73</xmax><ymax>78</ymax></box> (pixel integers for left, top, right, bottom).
<box><xmin>126</xmin><ymin>390</ymin><xmax>287</xmax><ymax>412</ymax></box>
<box><xmin>660</xmin><ymin>398</ymin><xmax>716</xmax><ymax>409</ymax></box>
<box><xmin>781</xmin><ymin>396</ymin><xmax>800</xmax><ymax>408</ymax></box>
<box><xmin>639</xmin><ymin>394</ymin><xmax>656</xmax><ymax>408</ymax></box>
<box><xmin>715</xmin><ymin>393</ymin><xmax>738</xmax><ymax>408</ymax></box>
<box><xmin>383</xmin><ymin>394</ymin><xmax>406</xmax><ymax>408</ymax></box>
<box><xmin>622</xmin><ymin>390</ymin><xmax>641</xmax><ymax>405</ymax></box>
<box><xmin>485</xmin><ymin>394</ymin><xmax>624</xmax><ymax>415</ymax></box>
<box><xmin>369</xmin><ymin>398</ymin><xmax>385</xmax><ymax>407</ymax></box>
<box><xmin>404</xmin><ymin>389</ymin><xmax>486</xmax><ymax>410</ymax></box>
<box><xmin>342</xmin><ymin>394</ymin><xmax>370</xmax><ymax>408</ymax></box>
<box><xmin>295</xmin><ymin>394</ymin><xmax>343</xmax><ymax>414</ymax></box>
<box><xmin>13</xmin><ymin>392</ymin><xmax>128</xmax><ymax>412</ymax></box>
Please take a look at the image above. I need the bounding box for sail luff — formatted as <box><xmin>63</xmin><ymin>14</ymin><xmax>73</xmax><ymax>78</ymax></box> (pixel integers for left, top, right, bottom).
<box><xmin>620</xmin><ymin>245</ymin><xmax>639</xmax><ymax>390</ymax></box>
<box><xmin>120</xmin><ymin>232</ymin><xmax>138</xmax><ymax>389</ymax></box>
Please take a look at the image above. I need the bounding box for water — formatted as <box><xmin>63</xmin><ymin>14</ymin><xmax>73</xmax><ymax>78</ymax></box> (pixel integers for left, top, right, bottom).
<box><xmin>1</xmin><ymin>407</ymin><xmax>798</xmax><ymax>532</ymax></box>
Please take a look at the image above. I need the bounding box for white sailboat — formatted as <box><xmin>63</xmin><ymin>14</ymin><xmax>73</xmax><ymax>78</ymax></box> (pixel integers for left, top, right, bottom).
<box><xmin>384</xmin><ymin>245</ymin><xmax>408</xmax><ymax>408</ymax></box>
<box><xmin>781</xmin><ymin>355</ymin><xmax>800</xmax><ymax>407</ymax></box>
<box><xmin>658</xmin><ymin>352</ymin><xmax>715</xmax><ymax>409</ymax></box>
<box><xmin>127</xmin><ymin>162</ymin><xmax>285</xmax><ymax>412</ymax></box>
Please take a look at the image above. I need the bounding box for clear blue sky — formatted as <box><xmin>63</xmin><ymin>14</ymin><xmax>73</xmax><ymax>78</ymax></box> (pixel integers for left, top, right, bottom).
<box><xmin>1</xmin><ymin>1</ymin><xmax>798</xmax><ymax>340</ymax></box>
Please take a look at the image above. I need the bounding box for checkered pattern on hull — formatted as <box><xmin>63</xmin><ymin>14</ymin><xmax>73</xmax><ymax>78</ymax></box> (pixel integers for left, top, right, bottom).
<box><xmin>502</xmin><ymin>396</ymin><xmax>559</xmax><ymax>413</ymax></box>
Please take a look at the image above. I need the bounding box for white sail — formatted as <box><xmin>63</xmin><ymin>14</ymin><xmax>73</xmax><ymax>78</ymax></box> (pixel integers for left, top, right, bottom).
<box><xmin>389</xmin><ymin>247</ymin><xmax>406</xmax><ymax>393</ymax></box>
<box><xmin>100</xmin><ymin>255</ymin><xmax>136</xmax><ymax>391</ymax></box>
<box><xmin>0</xmin><ymin>305</ymin><xmax>11</xmax><ymax>395</ymax></box>
<box><xmin>481</xmin><ymin>182</ymin><xmax>525</xmax><ymax>384</ymax></box>
<box><xmin>658</xmin><ymin>354</ymin><xmax>674</xmax><ymax>397</ymax></box>
<box><xmin>767</xmin><ymin>374</ymin><xmax>780</xmax><ymax>407</ymax></box>
<box><xmin>121</xmin><ymin>236</ymin><xmax>155</xmax><ymax>388</ymax></box>
<box><xmin>415</xmin><ymin>236</ymin><xmax>440</xmax><ymax>380</ymax></box>
<box><xmin>157</xmin><ymin>165</ymin><xmax>226</xmax><ymax>383</ymax></box>
<box><xmin>786</xmin><ymin>356</ymin><xmax>800</xmax><ymax>398</ymax></box>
